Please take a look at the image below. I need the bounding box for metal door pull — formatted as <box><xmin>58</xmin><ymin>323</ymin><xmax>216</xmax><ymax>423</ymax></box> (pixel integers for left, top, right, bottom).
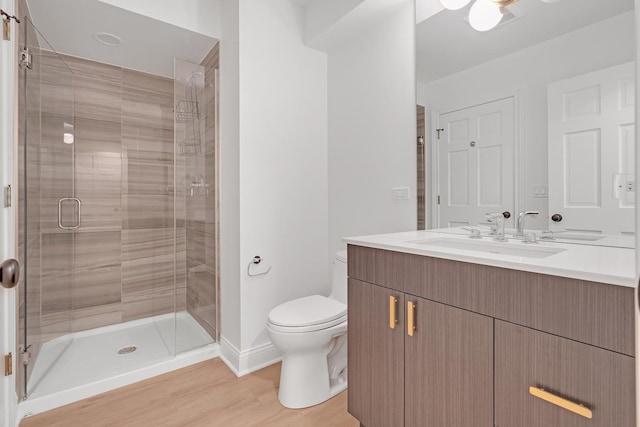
<box><xmin>0</xmin><ymin>258</ymin><xmax>19</xmax><ymax>289</ymax></box>
<box><xmin>58</xmin><ymin>197</ymin><xmax>82</xmax><ymax>230</ymax></box>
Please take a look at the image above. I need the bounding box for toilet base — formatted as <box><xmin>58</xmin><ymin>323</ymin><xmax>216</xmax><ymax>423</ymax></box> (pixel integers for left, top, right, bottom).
<box><xmin>277</xmin><ymin>351</ymin><xmax>348</xmax><ymax>409</ymax></box>
<box><xmin>271</xmin><ymin>326</ymin><xmax>348</xmax><ymax>409</ymax></box>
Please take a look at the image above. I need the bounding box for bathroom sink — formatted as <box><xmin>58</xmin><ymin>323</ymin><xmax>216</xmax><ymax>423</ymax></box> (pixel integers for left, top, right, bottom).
<box><xmin>409</xmin><ymin>237</ymin><xmax>566</xmax><ymax>259</ymax></box>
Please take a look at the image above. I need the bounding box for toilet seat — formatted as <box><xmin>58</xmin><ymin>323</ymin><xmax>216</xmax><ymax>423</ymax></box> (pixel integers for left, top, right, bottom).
<box><xmin>268</xmin><ymin>295</ymin><xmax>347</xmax><ymax>333</ymax></box>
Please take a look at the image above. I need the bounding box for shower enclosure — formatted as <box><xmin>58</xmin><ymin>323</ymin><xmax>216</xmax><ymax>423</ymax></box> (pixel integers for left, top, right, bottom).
<box><xmin>16</xmin><ymin>12</ymin><xmax>219</xmax><ymax>413</ymax></box>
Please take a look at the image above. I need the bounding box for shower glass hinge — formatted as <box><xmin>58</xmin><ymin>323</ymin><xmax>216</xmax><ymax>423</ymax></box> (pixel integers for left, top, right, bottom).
<box><xmin>19</xmin><ymin>47</ymin><xmax>32</xmax><ymax>69</ymax></box>
<box><xmin>4</xmin><ymin>353</ymin><xmax>12</xmax><ymax>376</ymax></box>
<box><xmin>4</xmin><ymin>185</ymin><xmax>11</xmax><ymax>208</ymax></box>
<box><xmin>21</xmin><ymin>345</ymin><xmax>31</xmax><ymax>366</ymax></box>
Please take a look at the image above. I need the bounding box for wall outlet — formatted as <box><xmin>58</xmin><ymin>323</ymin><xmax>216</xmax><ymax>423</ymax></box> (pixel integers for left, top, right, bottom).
<box><xmin>392</xmin><ymin>187</ymin><xmax>410</xmax><ymax>200</ymax></box>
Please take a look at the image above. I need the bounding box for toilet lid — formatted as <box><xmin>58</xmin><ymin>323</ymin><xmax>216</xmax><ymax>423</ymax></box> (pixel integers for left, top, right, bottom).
<box><xmin>268</xmin><ymin>295</ymin><xmax>347</xmax><ymax>328</ymax></box>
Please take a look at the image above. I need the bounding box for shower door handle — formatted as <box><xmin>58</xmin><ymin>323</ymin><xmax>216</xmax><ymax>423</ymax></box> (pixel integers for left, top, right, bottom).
<box><xmin>58</xmin><ymin>197</ymin><xmax>82</xmax><ymax>230</ymax></box>
<box><xmin>0</xmin><ymin>258</ymin><xmax>19</xmax><ymax>289</ymax></box>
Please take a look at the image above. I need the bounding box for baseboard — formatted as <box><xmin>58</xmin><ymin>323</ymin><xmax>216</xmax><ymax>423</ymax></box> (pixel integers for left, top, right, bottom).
<box><xmin>219</xmin><ymin>337</ymin><xmax>282</xmax><ymax>377</ymax></box>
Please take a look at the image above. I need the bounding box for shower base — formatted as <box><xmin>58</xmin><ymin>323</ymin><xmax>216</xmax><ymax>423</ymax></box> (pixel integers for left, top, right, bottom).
<box><xmin>18</xmin><ymin>312</ymin><xmax>219</xmax><ymax>419</ymax></box>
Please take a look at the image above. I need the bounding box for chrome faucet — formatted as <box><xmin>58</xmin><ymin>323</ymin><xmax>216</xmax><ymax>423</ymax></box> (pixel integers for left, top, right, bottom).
<box><xmin>516</xmin><ymin>211</ymin><xmax>539</xmax><ymax>237</ymax></box>
<box><xmin>485</xmin><ymin>212</ymin><xmax>507</xmax><ymax>241</ymax></box>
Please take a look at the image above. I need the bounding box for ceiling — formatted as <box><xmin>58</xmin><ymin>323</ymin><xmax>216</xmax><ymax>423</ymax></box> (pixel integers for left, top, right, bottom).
<box><xmin>416</xmin><ymin>0</ymin><xmax>634</xmax><ymax>84</ymax></box>
<box><xmin>25</xmin><ymin>0</ymin><xmax>634</xmax><ymax>83</ymax></box>
<box><xmin>26</xmin><ymin>0</ymin><xmax>218</xmax><ymax>78</ymax></box>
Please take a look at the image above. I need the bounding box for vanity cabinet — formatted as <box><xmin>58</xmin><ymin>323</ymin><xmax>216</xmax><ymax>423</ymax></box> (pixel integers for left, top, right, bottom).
<box><xmin>347</xmin><ymin>244</ymin><xmax>636</xmax><ymax>427</ymax></box>
<box><xmin>348</xmin><ymin>277</ymin><xmax>493</xmax><ymax>427</ymax></box>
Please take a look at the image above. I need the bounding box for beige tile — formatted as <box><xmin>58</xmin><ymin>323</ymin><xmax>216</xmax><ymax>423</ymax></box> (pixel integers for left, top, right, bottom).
<box><xmin>121</xmin><ymin>123</ymin><xmax>173</xmax><ymax>161</ymax></box>
<box><xmin>40</xmin><ymin>311</ymin><xmax>73</xmax><ymax>343</ymax></box>
<box><xmin>122</xmin><ymin>157</ymin><xmax>173</xmax><ymax>196</ymax></box>
<box><xmin>122</xmin><ymin>69</ymin><xmax>173</xmax><ymax>131</ymax></box>
<box><xmin>122</xmin><ymin>228</ymin><xmax>183</xmax><ymax>320</ymax></box>
<box><xmin>60</xmin><ymin>54</ymin><xmax>122</xmax><ymax>86</ymax></box>
<box><xmin>72</xmin><ymin>231</ymin><xmax>122</xmax><ymax>310</ymax></box>
<box><xmin>186</xmin><ymin>262</ymin><xmax>216</xmax><ymax>338</ymax></box>
<box><xmin>41</xmin><ymin>233</ymin><xmax>74</xmax><ymax>315</ymax></box>
<box><xmin>75</xmin><ymin>117</ymin><xmax>121</xmax><ymax>155</ymax></box>
<box><xmin>122</xmin><ymin>69</ymin><xmax>173</xmax><ymax>107</ymax></box>
<box><xmin>72</xmin><ymin>303</ymin><xmax>122</xmax><ymax>333</ymax></box>
<box><xmin>75</xmin><ymin>150</ymin><xmax>122</xmax><ymax>232</ymax></box>
<box><xmin>122</xmin><ymin>285</ymin><xmax>175</xmax><ymax>322</ymax></box>
<box><xmin>40</xmin><ymin>54</ymin><xmax>74</xmax><ymax>117</ymax></box>
<box><xmin>122</xmin><ymin>194</ymin><xmax>174</xmax><ymax>229</ymax></box>
<box><xmin>65</xmin><ymin>56</ymin><xmax>122</xmax><ymax>123</ymax></box>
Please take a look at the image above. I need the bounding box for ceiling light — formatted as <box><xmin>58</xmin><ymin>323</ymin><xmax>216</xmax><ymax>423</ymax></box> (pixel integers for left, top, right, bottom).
<box><xmin>94</xmin><ymin>32</ymin><xmax>123</xmax><ymax>47</ymax></box>
<box><xmin>440</xmin><ymin>0</ymin><xmax>472</xmax><ymax>10</ymax></box>
<box><xmin>469</xmin><ymin>0</ymin><xmax>504</xmax><ymax>31</ymax></box>
<box><xmin>440</xmin><ymin>0</ymin><xmax>561</xmax><ymax>32</ymax></box>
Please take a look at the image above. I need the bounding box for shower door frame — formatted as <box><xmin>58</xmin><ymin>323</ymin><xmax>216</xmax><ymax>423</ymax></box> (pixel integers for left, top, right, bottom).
<box><xmin>0</xmin><ymin>0</ymin><xmax>19</xmax><ymax>423</ymax></box>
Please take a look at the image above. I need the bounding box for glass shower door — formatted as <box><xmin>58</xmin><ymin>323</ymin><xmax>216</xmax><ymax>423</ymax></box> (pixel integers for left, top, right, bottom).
<box><xmin>18</xmin><ymin>17</ymin><xmax>75</xmax><ymax>399</ymax></box>
<box><xmin>173</xmin><ymin>58</ymin><xmax>218</xmax><ymax>354</ymax></box>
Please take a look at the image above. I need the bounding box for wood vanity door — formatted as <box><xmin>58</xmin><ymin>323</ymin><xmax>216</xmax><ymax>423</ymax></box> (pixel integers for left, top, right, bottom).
<box><xmin>404</xmin><ymin>297</ymin><xmax>494</xmax><ymax>427</ymax></box>
<box><xmin>347</xmin><ymin>279</ymin><xmax>405</xmax><ymax>427</ymax></box>
<box><xmin>495</xmin><ymin>320</ymin><xmax>635</xmax><ymax>427</ymax></box>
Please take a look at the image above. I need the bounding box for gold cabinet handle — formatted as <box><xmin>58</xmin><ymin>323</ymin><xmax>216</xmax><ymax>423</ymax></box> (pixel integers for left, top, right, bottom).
<box><xmin>529</xmin><ymin>387</ymin><xmax>592</xmax><ymax>419</ymax></box>
<box><xmin>389</xmin><ymin>296</ymin><xmax>398</xmax><ymax>329</ymax></box>
<box><xmin>407</xmin><ymin>301</ymin><xmax>416</xmax><ymax>337</ymax></box>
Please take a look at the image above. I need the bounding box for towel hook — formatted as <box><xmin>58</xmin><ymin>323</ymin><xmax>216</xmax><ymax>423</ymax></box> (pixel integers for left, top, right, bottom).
<box><xmin>247</xmin><ymin>255</ymin><xmax>272</xmax><ymax>277</ymax></box>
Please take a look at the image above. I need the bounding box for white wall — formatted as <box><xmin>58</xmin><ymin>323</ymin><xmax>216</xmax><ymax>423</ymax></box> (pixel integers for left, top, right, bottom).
<box><xmin>327</xmin><ymin>0</ymin><xmax>417</xmax><ymax>259</ymax></box>
<box><xmin>304</xmin><ymin>0</ymin><xmax>365</xmax><ymax>45</ymax></box>
<box><xmin>217</xmin><ymin>0</ymin><xmax>330</xmax><ymax>373</ymax></box>
<box><xmin>420</xmin><ymin>12</ymin><xmax>635</xmax><ymax>230</ymax></box>
<box><xmin>98</xmin><ymin>0</ymin><xmax>221</xmax><ymax>39</ymax></box>
<box><xmin>219</xmin><ymin>0</ymin><xmax>242</xmax><ymax>366</ymax></box>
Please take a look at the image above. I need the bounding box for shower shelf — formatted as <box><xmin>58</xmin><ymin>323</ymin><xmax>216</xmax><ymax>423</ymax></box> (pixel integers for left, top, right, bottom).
<box><xmin>175</xmin><ymin>100</ymin><xmax>200</xmax><ymax>123</ymax></box>
<box><xmin>179</xmin><ymin>138</ymin><xmax>202</xmax><ymax>156</ymax></box>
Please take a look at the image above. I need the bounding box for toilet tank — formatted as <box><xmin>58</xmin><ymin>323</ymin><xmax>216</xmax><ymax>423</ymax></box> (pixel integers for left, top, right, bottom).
<box><xmin>328</xmin><ymin>250</ymin><xmax>348</xmax><ymax>305</ymax></box>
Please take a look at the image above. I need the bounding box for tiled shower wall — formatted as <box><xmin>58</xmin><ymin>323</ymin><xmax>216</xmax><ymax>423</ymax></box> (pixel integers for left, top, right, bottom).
<box><xmin>37</xmin><ymin>54</ymin><xmax>188</xmax><ymax>336</ymax></box>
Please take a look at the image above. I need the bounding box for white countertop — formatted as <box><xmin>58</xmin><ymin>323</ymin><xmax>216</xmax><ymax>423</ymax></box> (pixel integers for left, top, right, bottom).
<box><xmin>343</xmin><ymin>228</ymin><xmax>637</xmax><ymax>288</ymax></box>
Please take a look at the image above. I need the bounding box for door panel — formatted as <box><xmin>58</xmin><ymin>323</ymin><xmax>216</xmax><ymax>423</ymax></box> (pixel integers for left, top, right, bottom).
<box><xmin>548</xmin><ymin>62</ymin><xmax>635</xmax><ymax>234</ymax></box>
<box><xmin>495</xmin><ymin>320</ymin><xmax>635</xmax><ymax>427</ymax></box>
<box><xmin>438</xmin><ymin>97</ymin><xmax>515</xmax><ymax>227</ymax></box>
<box><xmin>405</xmin><ymin>297</ymin><xmax>494</xmax><ymax>427</ymax></box>
<box><xmin>347</xmin><ymin>279</ymin><xmax>404</xmax><ymax>427</ymax></box>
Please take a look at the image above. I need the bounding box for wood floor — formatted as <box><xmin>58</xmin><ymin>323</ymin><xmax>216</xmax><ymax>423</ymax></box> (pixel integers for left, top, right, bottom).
<box><xmin>20</xmin><ymin>359</ymin><xmax>360</xmax><ymax>427</ymax></box>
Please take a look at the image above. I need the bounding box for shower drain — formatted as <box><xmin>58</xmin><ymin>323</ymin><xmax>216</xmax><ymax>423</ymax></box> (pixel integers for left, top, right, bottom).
<box><xmin>117</xmin><ymin>346</ymin><xmax>137</xmax><ymax>355</ymax></box>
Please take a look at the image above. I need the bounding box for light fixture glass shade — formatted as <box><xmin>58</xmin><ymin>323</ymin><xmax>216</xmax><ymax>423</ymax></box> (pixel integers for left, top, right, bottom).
<box><xmin>440</xmin><ymin>0</ymin><xmax>472</xmax><ymax>10</ymax></box>
<box><xmin>469</xmin><ymin>0</ymin><xmax>503</xmax><ymax>32</ymax></box>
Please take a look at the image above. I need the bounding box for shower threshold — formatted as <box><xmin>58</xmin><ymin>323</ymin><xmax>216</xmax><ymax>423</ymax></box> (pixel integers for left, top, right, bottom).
<box><xmin>18</xmin><ymin>312</ymin><xmax>219</xmax><ymax>419</ymax></box>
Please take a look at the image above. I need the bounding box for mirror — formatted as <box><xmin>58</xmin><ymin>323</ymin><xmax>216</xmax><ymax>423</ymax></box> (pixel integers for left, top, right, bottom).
<box><xmin>416</xmin><ymin>0</ymin><xmax>635</xmax><ymax>248</ymax></box>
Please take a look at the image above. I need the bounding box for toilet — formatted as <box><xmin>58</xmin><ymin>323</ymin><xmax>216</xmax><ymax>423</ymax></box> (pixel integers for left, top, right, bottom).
<box><xmin>266</xmin><ymin>250</ymin><xmax>348</xmax><ymax>409</ymax></box>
